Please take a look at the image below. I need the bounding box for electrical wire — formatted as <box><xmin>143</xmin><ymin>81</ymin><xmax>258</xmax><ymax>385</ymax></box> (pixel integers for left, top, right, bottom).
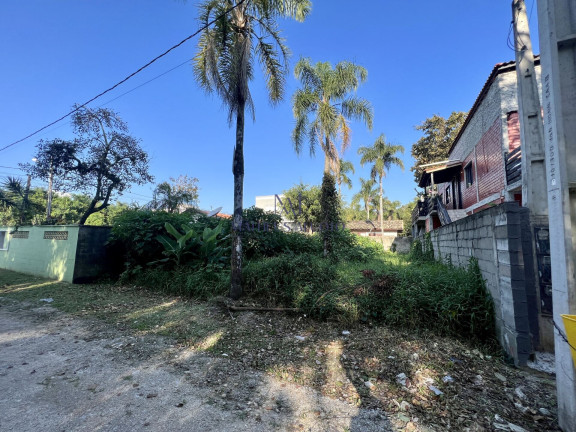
<box><xmin>553</xmin><ymin>320</ymin><xmax>576</xmax><ymax>352</ymax></box>
<box><xmin>0</xmin><ymin>0</ymin><xmax>247</xmax><ymax>154</ymax></box>
<box><xmin>0</xmin><ymin>165</ymin><xmax>21</xmax><ymax>170</ymax></box>
<box><xmin>97</xmin><ymin>58</ymin><xmax>192</xmax><ymax>108</ymax></box>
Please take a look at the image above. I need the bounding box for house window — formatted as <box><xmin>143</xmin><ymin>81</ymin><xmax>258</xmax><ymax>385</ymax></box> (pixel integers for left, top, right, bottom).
<box><xmin>445</xmin><ymin>185</ymin><xmax>451</xmax><ymax>204</ymax></box>
<box><xmin>0</xmin><ymin>231</ymin><xmax>7</xmax><ymax>250</ymax></box>
<box><xmin>465</xmin><ymin>163</ymin><xmax>474</xmax><ymax>188</ymax></box>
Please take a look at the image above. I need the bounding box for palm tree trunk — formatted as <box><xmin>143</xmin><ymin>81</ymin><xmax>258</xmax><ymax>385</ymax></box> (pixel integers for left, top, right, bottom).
<box><xmin>324</xmin><ymin>153</ymin><xmax>331</xmax><ymax>174</ymax></box>
<box><xmin>379</xmin><ymin>177</ymin><xmax>384</xmax><ymax>248</ymax></box>
<box><xmin>365</xmin><ymin>201</ymin><xmax>369</xmax><ymax>220</ymax></box>
<box><xmin>230</xmin><ymin>99</ymin><xmax>245</xmax><ymax>300</ymax></box>
<box><xmin>19</xmin><ymin>175</ymin><xmax>32</xmax><ymax>225</ymax></box>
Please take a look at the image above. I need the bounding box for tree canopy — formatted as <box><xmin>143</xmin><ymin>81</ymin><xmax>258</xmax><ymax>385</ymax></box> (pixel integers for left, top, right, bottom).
<box><xmin>21</xmin><ymin>107</ymin><xmax>153</xmax><ymax>225</ymax></box>
<box><xmin>291</xmin><ymin>58</ymin><xmax>373</xmax><ymax>175</ymax></box>
<box><xmin>410</xmin><ymin>111</ymin><xmax>467</xmax><ymax>183</ymax></box>
<box><xmin>282</xmin><ymin>183</ymin><xmax>321</xmax><ymax>230</ymax></box>
<box><xmin>358</xmin><ymin>134</ymin><xmax>404</xmax><ymax>246</ymax></box>
<box><xmin>351</xmin><ymin>177</ymin><xmax>377</xmax><ymax>220</ymax></box>
<box><xmin>337</xmin><ymin>159</ymin><xmax>355</xmax><ymax>196</ymax></box>
<box><xmin>151</xmin><ymin>175</ymin><xmax>199</xmax><ymax>213</ymax></box>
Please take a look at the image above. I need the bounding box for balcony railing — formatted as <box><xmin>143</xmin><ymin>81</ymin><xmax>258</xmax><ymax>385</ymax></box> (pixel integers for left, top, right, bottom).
<box><xmin>411</xmin><ymin>198</ymin><xmax>428</xmax><ymax>225</ymax></box>
<box><xmin>505</xmin><ymin>147</ymin><xmax>522</xmax><ymax>185</ymax></box>
<box><xmin>411</xmin><ymin>196</ymin><xmax>454</xmax><ymax>227</ymax></box>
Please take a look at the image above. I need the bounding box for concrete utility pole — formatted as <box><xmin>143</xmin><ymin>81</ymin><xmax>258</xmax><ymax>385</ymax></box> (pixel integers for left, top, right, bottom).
<box><xmin>46</xmin><ymin>166</ymin><xmax>53</xmax><ymax>222</ymax></box>
<box><xmin>513</xmin><ymin>0</ymin><xmax>548</xmax><ymax>217</ymax></box>
<box><xmin>537</xmin><ymin>0</ymin><xmax>576</xmax><ymax>430</ymax></box>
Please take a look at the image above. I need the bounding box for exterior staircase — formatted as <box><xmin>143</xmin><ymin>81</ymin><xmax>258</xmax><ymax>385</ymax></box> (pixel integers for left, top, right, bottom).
<box><xmin>447</xmin><ymin>209</ymin><xmax>468</xmax><ymax>222</ymax></box>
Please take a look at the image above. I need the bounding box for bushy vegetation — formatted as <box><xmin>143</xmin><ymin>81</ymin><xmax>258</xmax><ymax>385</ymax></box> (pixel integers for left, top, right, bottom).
<box><xmin>111</xmin><ymin>207</ymin><xmax>496</xmax><ymax>345</ymax></box>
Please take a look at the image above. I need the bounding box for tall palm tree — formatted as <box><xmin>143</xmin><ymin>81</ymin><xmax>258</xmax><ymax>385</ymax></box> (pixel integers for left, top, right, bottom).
<box><xmin>337</xmin><ymin>159</ymin><xmax>355</xmax><ymax>196</ymax></box>
<box><xmin>194</xmin><ymin>0</ymin><xmax>311</xmax><ymax>299</ymax></box>
<box><xmin>352</xmin><ymin>177</ymin><xmax>376</xmax><ymax>220</ymax></box>
<box><xmin>291</xmin><ymin>58</ymin><xmax>373</xmax><ymax>175</ymax></box>
<box><xmin>358</xmin><ymin>134</ymin><xmax>404</xmax><ymax>245</ymax></box>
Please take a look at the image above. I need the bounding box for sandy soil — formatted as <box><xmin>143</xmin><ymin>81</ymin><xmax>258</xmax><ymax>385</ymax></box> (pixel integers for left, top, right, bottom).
<box><xmin>0</xmin><ymin>301</ymin><xmax>395</xmax><ymax>432</ymax></box>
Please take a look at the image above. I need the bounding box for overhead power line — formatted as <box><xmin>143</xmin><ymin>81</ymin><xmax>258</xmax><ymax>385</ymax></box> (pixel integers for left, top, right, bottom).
<box><xmin>0</xmin><ymin>0</ymin><xmax>247</xmax><ymax>154</ymax></box>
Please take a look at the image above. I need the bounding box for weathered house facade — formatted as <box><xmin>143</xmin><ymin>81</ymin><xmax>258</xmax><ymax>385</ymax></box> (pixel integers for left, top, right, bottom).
<box><xmin>411</xmin><ymin>59</ymin><xmax>554</xmax><ymax>366</ymax></box>
<box><xmin>413</xmin><ymin>59</ymin><xmax>541</xmax><ymax>235</ymax></box>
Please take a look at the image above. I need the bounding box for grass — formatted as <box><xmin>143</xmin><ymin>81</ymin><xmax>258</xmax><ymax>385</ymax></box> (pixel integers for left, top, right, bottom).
<box><xmin>0</xmin><ymin>269</ymin><xmax>223</xmax><ymax>346</ymax></box>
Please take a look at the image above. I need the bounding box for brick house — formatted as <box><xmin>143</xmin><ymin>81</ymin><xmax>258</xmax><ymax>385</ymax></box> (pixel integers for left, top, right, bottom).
<box><xmin>413</xmin><ymin>58</ymin><xmax>541</xmax><ymax>235</ymax></box>
<box><xmin>411</xmin><ymin>58</ymin><xmax>556</xmax><ymax>360</ymax></box>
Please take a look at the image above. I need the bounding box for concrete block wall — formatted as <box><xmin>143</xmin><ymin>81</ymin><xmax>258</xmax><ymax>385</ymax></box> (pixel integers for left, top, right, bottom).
<box><xmin>0</xmin><ymin>225</ymin><xmax>111</xmax><ymax>283</ymax></box>
<box><xmin>428</xmin><ymin>202</ymin><xmax>536</xmax><ymax>365</ymax></box>
<box><xmin>0</xmin><ymin>226</ymin><xmax>79</xmax><ymax>282</ymax></box>
<box><xmin>73</xmin><ymin>226</ymin><xmax>112</xmax><ymax>283</ymax></box>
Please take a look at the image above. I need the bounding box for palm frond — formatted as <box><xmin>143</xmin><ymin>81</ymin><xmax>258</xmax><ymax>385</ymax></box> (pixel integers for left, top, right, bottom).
<box><xmin>341</xmin><ymin>97</ymin><xmax>373</xmax><ymax>130</ymax></box>
<box><xmin>292</xmin><ymin>114</ymin><xmax>309</xmax><ymax>155</ymax></box>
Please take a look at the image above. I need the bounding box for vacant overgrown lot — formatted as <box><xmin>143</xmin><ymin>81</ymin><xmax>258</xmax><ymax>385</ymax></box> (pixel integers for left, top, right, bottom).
<box><xmin>0</xmin><ymin>268</ymin><xmax>560</xmax><ymax>431</ymax></box>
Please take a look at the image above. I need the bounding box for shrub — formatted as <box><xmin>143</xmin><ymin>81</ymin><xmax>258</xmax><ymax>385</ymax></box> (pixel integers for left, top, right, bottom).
<box><xmin>409</xmin><ymin>232</ymin><xmax>434</xmax><ymax>262</ymax></box>
<box><xmin>155</xmin><ymin>221</ymin><xmax>229</xmax><ymax>269</ymax></box>
<box><xmin>331</xmin><ymin>230</ymin><xmax>383</xmax><ymax>262</ymax></box>
<box><xmin>125</xmin><ymin>266</ymin><xmax>229</xmax><ymax>299</ymax></box>
<box><xmin>240</xmin><ymin>206</ymin><xmax>322</xmax><ymax>259</ymax></box>
<box><xmin>382</xmin><ymin>257</ymin><xmax>495</xmax><ymax>342</ymax></box>
<box><xmin>109</xmin><ymin>210</ymin><xmax>197</xmax><ymax>268</ymax></box>
<box><xmin>243</xmin><ymin>253</ymin><xmax>495</xmax><ymax>343</ymax></box>
<box><xmin>243</xmin><ymin>253</ymin><xmax>337</xmax><ymax>313</ymax></box>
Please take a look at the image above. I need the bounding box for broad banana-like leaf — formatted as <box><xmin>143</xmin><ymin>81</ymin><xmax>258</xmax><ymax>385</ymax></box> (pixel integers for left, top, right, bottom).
<box><xmin>157</xmin><ymin>234</ymin><xmax>178</xmax><ymax>253</ymax></box>
<box><xmin>165</xmin><ymin>222</ymin><xmax>182</xmax><ymax>240</ymax></box>
<box><xmin>178</xmin><ymin>228</ymin><xmax>197</xmax><ymax>249</ymax></box>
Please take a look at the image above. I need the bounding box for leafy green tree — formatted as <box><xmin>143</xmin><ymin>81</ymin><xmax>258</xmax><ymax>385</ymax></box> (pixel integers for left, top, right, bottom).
<box><xmin>291</xmin><ymin>58</ymin><xmax>373</xmax><ymax>175</ymax></box>
<box><xmin>22</xmin><ymin>107</ymin><xmax>153</xmax><ymax>225</ymax></box>
<box><xmin>49</xmin><ymin>193</ymin><xmax>92</xmax><ymax>224</ymax></box>
<box><xmin>411</xmin><ymin>111</ymin><xmax>467</xmax><ymax>183</ymax></box>
<box><xmin>84</xmin><ymin>201</ymin><xmax>132</xmax><ymax>226</ymax></box>
<box><xmin>341</xmin><ymin>201</ymin><xmax>364</xmax><ymax>222</ymax></box>
<box><xmin>351</xmin><ymin>177</ymin><xmax>377</xmax><ymax>220</ymax></box>
<box><xmin>194</xmin><ymin>0</ymin><xmax>311</xmax><ymax>300</ymax></box>
<box><xmin>397</xmin><ymin>198</ymin><xmax>419</xmax><ymax>236</ymax></box>
<box><xmin>151</xmin><ymin>175</ymin><xmax>199</xmax><ymax>213</ymax></box>
<box><xmin>358</xmin><ymin>134</ymin><xmax>405</xmax><ymax>245</ymax></box>
<box><xmin>337</xmin><ymin>159</ymin><xmax>354</xmax><ymax>196</ymax></box>
<box><xmin>282</xmin><ymin>183</ymin><xmax>321</xmax><ymax>231</ymax></box>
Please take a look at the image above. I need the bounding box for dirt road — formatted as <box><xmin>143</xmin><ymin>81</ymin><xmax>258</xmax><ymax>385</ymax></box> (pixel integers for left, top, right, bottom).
<box><xmin>0</xmin><ymin>300</ymin><xmax>394</xmax><ymax>432</ymax></box>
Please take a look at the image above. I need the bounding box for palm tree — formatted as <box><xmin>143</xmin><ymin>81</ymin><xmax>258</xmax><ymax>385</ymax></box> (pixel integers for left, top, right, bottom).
<box><xmin>194</xmin><ymin>0</ymin><xmax>310</xmax><ymax>299</ymax></box>
<box><xmin>0</xmin><ymin>177</ymin><xmax>35</xmax><ymax>225</ymax></box>
<box><xmin>337</xmin><ymin>159</ymin><xmax>355</xmax><ymax>196</ymax></box>
<box><xmin>291</xmin><ymin>58</ymin><xmax>373</xmax><ymax>175</ymax></box>
<box><xmin>358</xmin><ymin>134</ymin><xmax>404</xmax><ymax>245</ymax></box>
<box><xmin>352</xmin><ymin>177</ymin><xmax>377</xmax><ymax>220</ymax></box>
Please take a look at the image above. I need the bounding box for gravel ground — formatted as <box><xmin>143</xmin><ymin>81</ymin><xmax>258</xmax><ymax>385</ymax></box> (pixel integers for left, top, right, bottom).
<box><xmin>0</xmin><ymin>301</ymin><xmax>395</xmax><ymax>432</ymax></box>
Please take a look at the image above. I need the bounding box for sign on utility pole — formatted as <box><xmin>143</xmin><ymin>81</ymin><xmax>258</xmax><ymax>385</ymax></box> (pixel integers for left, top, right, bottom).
<box><xmin>537</xmin><ymin>1</ymin><xmax>576</xmax><ymax>430</ymax></box>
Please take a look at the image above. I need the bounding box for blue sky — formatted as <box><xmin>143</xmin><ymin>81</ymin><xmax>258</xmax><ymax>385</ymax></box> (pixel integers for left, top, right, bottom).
<box><xmin>0</xmin><ymin>0</ymin><xmax>540</xmax><ymax>213</ymax></box>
